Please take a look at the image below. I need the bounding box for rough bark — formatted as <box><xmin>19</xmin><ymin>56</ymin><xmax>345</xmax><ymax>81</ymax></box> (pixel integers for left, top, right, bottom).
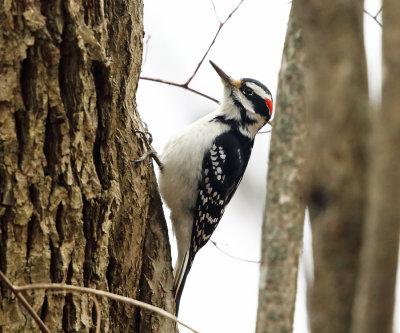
<box><xmin>0</xmin><ymin>0</ymin><xmax>174</xmax><ymax>332</ymax></box>
<box><xmin>256</xmin><ymin>1</ymin><xmax>306</xmax><ymax>332</ymax></box>
<box><xmin>138</xmin><ymin>181</ymin><xmax>176</xmax><ymax>332</ymax></box>
<box><xmin>351</xmin><ymin>2</ymin><xmax>400</xmax><ymax>332</ymax></box>
<box><xmin>299</xmin><ymin>2</ymin><xmax>369</xmax><ymax>333</ymax></box>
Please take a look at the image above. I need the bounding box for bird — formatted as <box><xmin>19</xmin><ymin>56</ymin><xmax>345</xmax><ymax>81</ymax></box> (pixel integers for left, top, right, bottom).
<box><xmin>158</xmin><ymin>60</ymin><xmax>273</xmax><ymax>314</ymax></box>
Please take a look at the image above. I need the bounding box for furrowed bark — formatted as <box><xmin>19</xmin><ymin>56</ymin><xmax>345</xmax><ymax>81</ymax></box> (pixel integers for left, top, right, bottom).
<box><xmin>256</xmin><ymin>1</ymin><xmax>306</xmax><ymax>332</ymax></box>
<box><xmin>0</xmin><ymin>1</ymin><xmax>174</xmax><ymax>332</ymax></box>
<box><xmin>138</xmin><ymin>180</ymin><xmax>176</xmax><ymax>332</ymax></box>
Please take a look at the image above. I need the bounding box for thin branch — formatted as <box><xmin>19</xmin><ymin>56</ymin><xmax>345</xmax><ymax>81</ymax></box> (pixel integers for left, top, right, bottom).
<box><xmin>140</xmin><ymin>0</ymin><xmax>246</xmax><ymax>103</ymax></box>
<box><xmin>257</xmin><ymin>130</ymin><xmax>271</xmax><ymax>134</ymax></box>
<box><xmin>0</xmin><ymin>271</ymin><xmax>51</xmax><ymax>333</ymax></box>
<box><xmin>183</xmin><ymin>0</ymin><xmax>245</xmax><ymax>86</ymax></box>
<box><xmin>375</xmin><ymin>6</ymin><xmax>383</xmax><ymax>17</ymax></box>
<box><xmin>14</xmin><ymin>283</ymin><xmax>200</xmax><ymax>333</ymax></box>
<box><xmin>140</xmin><ymin>77</ymin><xmax>219</xmax><ymax>104</ymax></box>
<box><xmin>210</xmin><ymin>0</ymin><xmax>221</xmax><ymax>23</ymax></box>
<box><xmin>363</xmin><ymin>8</ymin><xmax>383</xmax><ymax>27</ymax></box>
<box><xmin>210</xmin><ymin>240</ymin><xmax>260</xmax><ymax>264</ymax></box>
<box><xmin>258</xmin><ymin>123</ymin><xmax>273</xmax><ymax>135</ymax></box>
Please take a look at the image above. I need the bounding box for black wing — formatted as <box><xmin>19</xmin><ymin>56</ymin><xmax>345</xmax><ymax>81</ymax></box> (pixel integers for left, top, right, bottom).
<box><xmin>189</xmin><ymin>131</ymin><xmax>254</xmax><ymax>261</ymax></box>
<box><xmin>174</xmin><ymin>130</ymin><xmax>254</xmax><ymax>314</ymax></box>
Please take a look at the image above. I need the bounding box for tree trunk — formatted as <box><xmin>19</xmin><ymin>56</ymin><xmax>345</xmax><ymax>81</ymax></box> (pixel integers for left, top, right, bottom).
<box><xmin>351</xmin><ymin>2</ymin><xmax>400</xmax><ymax>332</ymax></box>
<box><xmin>299</xmin><ymin>2</ymin><xmax>369</xmax><ymax>333</ymax></box>
<box><xmin>0</xmin><ymin>1</ymin><xmax>174</xmax><ymax>332</ymax></box>
<box><xmin>256</xmin><ymin>1</ymin><xmax>306</xmax><ymax>332</ymax></box>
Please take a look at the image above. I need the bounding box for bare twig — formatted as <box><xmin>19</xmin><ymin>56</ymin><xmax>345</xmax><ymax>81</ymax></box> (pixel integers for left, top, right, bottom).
<box><xmin>210</xmin><ymin>0</ymin><xmax>221</xmax><ymax>23</ymax></box>
<box><xmin>258</xmin><ymin>123</ymin><xmax>273</xmax><ymax>135</ymax></box>
<box><xmin>210</xmin><ymin>240</ymin><xmax>260</xmax><ymax>264</ymax></box>
<box><xmin>258</xmin><ymin>130</ymin><xmax>272</xmax><ymax>134</ymax></box>
<box><xmin>184</xmin><ymin>0</ymin><xmax>245</xmax><ymax>86</ymax></box>
<box><xmin>14</xmin><ymin>283</ymin><xmax>200</xmax><ymax>333</ymax></box>
<box><xmin>140</xmin><ymin>77</ymin><xmax>219</xmax><ymax>104</ymax></box>
<box><xmin>363</xmin><ymin>7</ymin><xmax>383</xmax><ymax>27</ymax></box>
<box><xmin>0</xmin><ymin>270</ymin><xmax>199</xmax><ymax>333</ymax></box>
<box><xmin>140</xmin><ymin>0</ymin><xmax>246</xmax><ymax>103</ymax></box>
<box><xmin>0</xmin><ymin>271</ymin><xmax>51</xmax><ymax>333</ymax></box>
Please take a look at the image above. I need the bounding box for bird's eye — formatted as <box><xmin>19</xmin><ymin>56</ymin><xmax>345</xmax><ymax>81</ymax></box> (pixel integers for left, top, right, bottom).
<box><xmin>242</xmin><ymin>86</ymin><xmax>253</xmax><ymax>96</ymax></box>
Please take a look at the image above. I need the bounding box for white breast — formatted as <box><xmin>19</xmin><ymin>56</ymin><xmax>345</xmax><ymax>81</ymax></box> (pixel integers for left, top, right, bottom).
<box><xmin>159</xmin><ymin>111</ymin><xmax>230</xmax><ymax>218</ymax></box>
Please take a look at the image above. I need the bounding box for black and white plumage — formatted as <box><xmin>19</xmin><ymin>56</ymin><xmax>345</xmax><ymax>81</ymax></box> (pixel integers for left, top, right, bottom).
<box><xmin>159</xmin><ymin>61</ymin><xmax>273</xmax><ymax>314</ymax></box>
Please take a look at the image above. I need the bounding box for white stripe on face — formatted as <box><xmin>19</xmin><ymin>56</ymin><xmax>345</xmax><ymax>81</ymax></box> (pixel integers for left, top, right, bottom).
<box><xmin>245</xmin><ymin>82</ymin><xmax>272</xmax><ymax>100</ymax></box>
<box><xmin>235</xmin><ymin>89</ymin><xmax>255</xmax><ymax>113</ymax></box>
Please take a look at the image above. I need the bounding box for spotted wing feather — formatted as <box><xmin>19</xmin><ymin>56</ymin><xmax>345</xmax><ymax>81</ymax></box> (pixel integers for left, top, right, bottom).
<box><xmin>174</xmin><ymin>130</ymin><xmax>254</xmax><ymax>313</ymax></box>
<box><xmin>189</xmin><ymin>131</ymin><xmax>254</xmax><ymax>262</ymax></box>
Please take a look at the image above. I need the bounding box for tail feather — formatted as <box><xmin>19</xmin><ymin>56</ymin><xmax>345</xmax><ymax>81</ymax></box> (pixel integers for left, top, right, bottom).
<box><xmin>173</xmin><ymin>251</ymin><xmax>193</xmax><ymax>315</ymax></box>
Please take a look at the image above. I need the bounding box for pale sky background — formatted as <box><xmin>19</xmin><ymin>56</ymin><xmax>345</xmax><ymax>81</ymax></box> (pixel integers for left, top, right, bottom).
<box><xmin>137</xmin><ymin>1</ymin><xmax>397</xmax><ymax>332</ymax></box>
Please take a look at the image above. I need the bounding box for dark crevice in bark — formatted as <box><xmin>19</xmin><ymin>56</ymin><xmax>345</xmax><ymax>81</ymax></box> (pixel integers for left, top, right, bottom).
<box><xmin>92</xmin><ymin>116</ymin><xmax>104</xmax><ymax>189</ymax></box>
<box><xmin>55</xmin><ymin>203</ymin><xmax>65</xmax><ymax>245</ymax></box>
<box><xmin>62</xmin><ymin>260</ymin><xmax>76</xmax><ymax>331</ymax></box>
<box><xmin>43</xmin><ymin>107</ymin><xmax>57</xmax><ymax>177</ymax></box>
<box><xmin>83</xmin><ymin>196</ymin><xmax>95</xmax><ymax>287</ymax></box>
<box><xmin>58</xmin><ymin>16</ymin><xmax>83</xmax><ymax>159</ymax></box>
<box><xmin>43</xmin><ymin>102</ymin><xmax>67</xmax><ymax>177</ymax></box>
<box><xmin>82</xmin><ymin>196</ymin><xmax>105</xmax><ymax>287</ymax></box>
<box><xmin>20</xmin><ymin>48</ymin><xmax>35</xmax><ymax>111</ymax></box>
<box><xmin>62</xmin><ymin>293</ymin><xmax>76</xmax><ymax>331</ymax></box>
<box><xmin>135</xmin><ymin>304</ymin><xmax>142</xmax><ymax>332</ymax></box>
<box><xmin>14</xmin><ymin>110</ymin><xmax>29</xmax><ymax>168</ymax></box>
<box><xmin>29</xmin><ymin>185</ymin><xmax>40</xmax><ymax>207</ymax></box>
<box><xmin>106</xmin><ymin>249</ymin><xmax>119</xmax><ymax>324</ymax></box>
<box><xmin>49</xmin><ymin>236</ymin><xmax>63</xmax><ymax>283</ymax></box>
<box><xmin>90</xmin><ymin>303</ymin><xmax>97</xmax><ymax>333</ymax></box>
<box><xmin>91</xmin><ymin>60</ymin><xmax>112</xmax><ymax>190</ymax></box>
<box><xmin>58</xmin><ymin>6</ymin><xmax>82</xmax><ymax>108</ymax></box>
<box><xmin>39</xmin><ymin>0</ymin><xmax>63</xmax><ymax>43</ymax></box>
<box><xmin>0</xmin><ymin>164</ymin><xmax>11</xmax><ymax>206</ymax></box>
<box><xmin>40</xmin><ymin>295</ymin><xmax>49</xmax><ymax>321</ymax></box>
<box><xmin>26</xmin><ymin>214</ymin><xmax>38</xmax><ymax>261</ymax></box>
<box><xmin>83</xmin><ymin>0</ymin><xmax>92</xmax><ymax>26</ymax></box>
<box><xmin>105</xmin><ymin>252</ymin><xmax>116</xmax><ymax>292</ymax></box>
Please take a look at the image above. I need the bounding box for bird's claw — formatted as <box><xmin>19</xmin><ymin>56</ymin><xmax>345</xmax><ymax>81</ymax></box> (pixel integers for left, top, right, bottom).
<box><xmin>133</xmin><ymin>129</ymin><xmax>164</xmax><ymax>170</ymax></box>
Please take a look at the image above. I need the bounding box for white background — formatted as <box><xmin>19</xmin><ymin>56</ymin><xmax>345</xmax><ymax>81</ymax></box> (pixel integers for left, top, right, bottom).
<box><xmin>136</xmin><ymin>1</ymin><xmax>396</xmax><ymax>332</ymax></box>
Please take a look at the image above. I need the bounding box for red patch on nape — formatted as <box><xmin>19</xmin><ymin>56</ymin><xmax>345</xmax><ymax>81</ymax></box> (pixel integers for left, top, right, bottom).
<box><xmin>266</xmin><ymin>98</ymin><xmax>273</xmax><ymax>115</ymax></box>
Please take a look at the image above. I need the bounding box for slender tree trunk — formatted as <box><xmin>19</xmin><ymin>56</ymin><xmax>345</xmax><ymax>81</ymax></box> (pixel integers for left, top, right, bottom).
<box><xmin>256</xmin><ymin>1</ymin><xmax>306</xmax><ymax>332</ymax></box>
<box><xmin>298</xmin><ymin>2</ymin><xmax>369</xmax><ymax>333</ymax></box>
<box><xmin>351</xmin><ymin>2</ymin><xmax>400</xmax><ymax>332</ymax></box>
<box><xmin>0</xmin><ymin>1</ymin><xmax>174</xmax><ymax>332</ymax></box>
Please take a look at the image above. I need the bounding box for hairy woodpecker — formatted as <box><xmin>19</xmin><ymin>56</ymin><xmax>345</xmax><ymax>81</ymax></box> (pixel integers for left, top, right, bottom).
<box><xmin>159</xmin><ymin>61</ymin><xmax>273</xmax><ymax>314</ymax></box>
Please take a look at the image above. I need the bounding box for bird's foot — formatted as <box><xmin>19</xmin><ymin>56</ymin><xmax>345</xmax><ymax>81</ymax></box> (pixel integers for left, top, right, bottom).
<box><xmin>132</xmin><ymin>128</ymin><xmax>164</xmax><ymax>170</ymax></box>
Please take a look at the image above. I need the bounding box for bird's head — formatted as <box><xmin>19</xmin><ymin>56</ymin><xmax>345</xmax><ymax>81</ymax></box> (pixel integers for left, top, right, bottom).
<box><xmin>210</xmin><ymin>60</ymin><xmax>273</xmax><ymax>138</ymax></box>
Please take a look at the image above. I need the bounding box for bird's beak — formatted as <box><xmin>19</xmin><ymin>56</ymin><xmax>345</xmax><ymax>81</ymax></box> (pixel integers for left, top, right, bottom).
<box><xmin>210</xmin><ymin>61</ymin><xmax>241</xmax><ymax>89</ymax></box>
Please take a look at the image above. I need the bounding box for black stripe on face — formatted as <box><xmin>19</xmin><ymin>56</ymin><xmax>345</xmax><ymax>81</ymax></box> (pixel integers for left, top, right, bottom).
<box><xmin>232</xmin><ymin>97</ymin><xmax>258</xmax><ymax>126</ymax></box>
<box><xmin>248</xmin><ymin>93</ymin><xmax>271</xmax><ymax>119</ymax></box>
<box><xmin>240</xmin><ymin>79</ymin><xmax>272</xmax><ymax>121</ymax></box>
<box><xmin>227</xmin><ymin>88</ymin><xmax>257</xmax><ymax>125</ymax></box>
